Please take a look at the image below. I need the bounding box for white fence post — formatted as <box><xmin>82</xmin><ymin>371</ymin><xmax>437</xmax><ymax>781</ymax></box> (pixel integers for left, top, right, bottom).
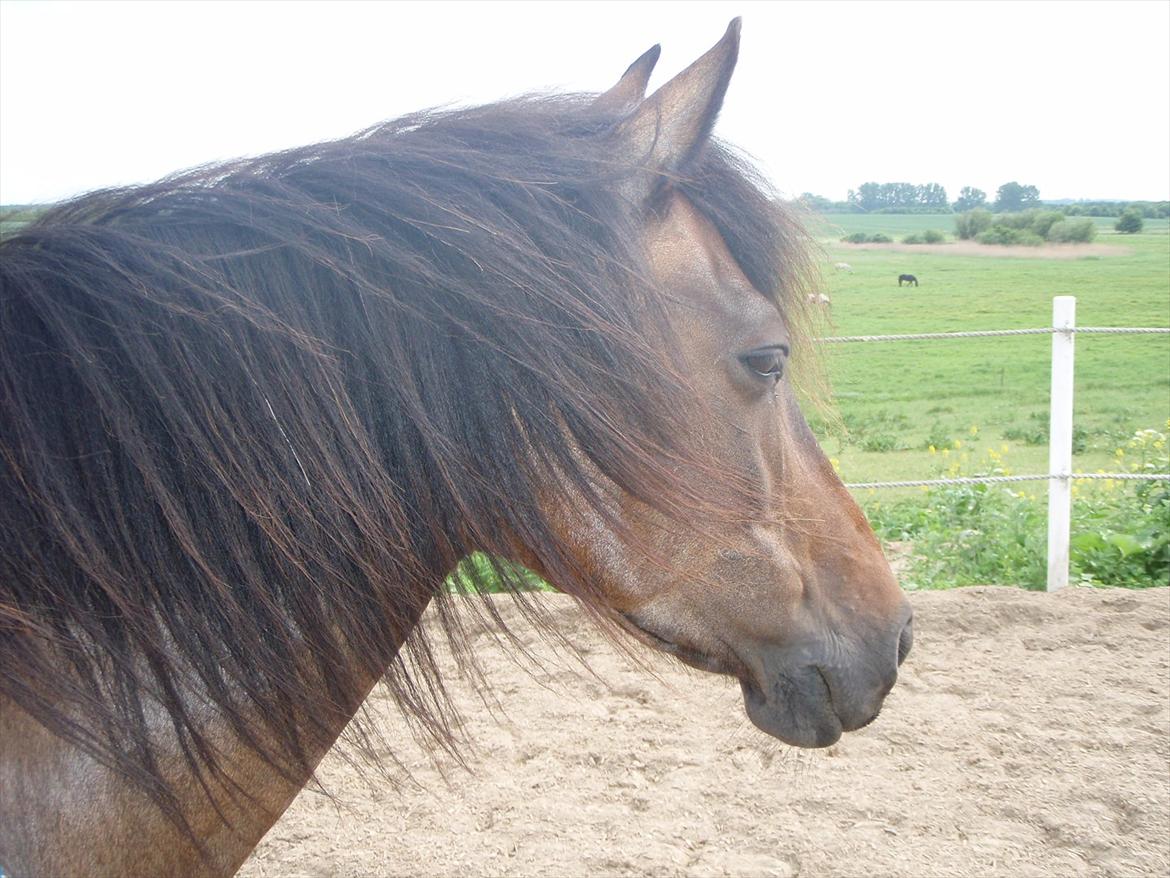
<box><xmin>1047</xmin><ymin>296</ymin><xmax>1077</xmax><ymax>591</ymax></box>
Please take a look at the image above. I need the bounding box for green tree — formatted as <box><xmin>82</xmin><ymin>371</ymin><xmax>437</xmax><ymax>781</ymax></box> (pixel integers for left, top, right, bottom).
<box><xmin>1047</xmin><ymin>218</ymin><xmax>1097</xmax><ymax>243</ymax></box>
<box><xmin>1031</xmin><ymin>211</ymin><xmax>1066</xmax><ymax>238</ymax></box>
<box><xmin>993</xmin><ymin>181</ymin><xmax>1040</xmax><ymax>212</ymax></box>
<box><xmin>953</xmin><ymin>187</ymin><xmax>987</xmax><ymax>212</ymax></box>
<box><xmin>848</xmin><ymin>182</ymin><xmax>950</xmax><ymax>212</ymax></box>
<box><xmin>955</xmin><ymin>208</ymin><xmax>993</xmax><ymax>239</ymax></box>
<box><xmin>1115</xmin><ymin>208</ymin><xmax>1144</xmax><ymax>234</ymax></box>
<box><xmin>918</xmin><ymin>183</ymin><xmax>949</xmax><ymax>208</ymax></box>
<box><xmin>797</xmin><ymin>193</ymin><xmax>833</xmax><ymax>212</ymax></box>
<box><xmin>847</xmin><ymin>182</ymin><xmax>885</xmax><ymax>212</ymax></box>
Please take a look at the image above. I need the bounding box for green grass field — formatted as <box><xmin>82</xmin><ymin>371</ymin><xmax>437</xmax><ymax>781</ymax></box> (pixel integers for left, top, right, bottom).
<box><xmin>802</xmin><ymin>213</ymin><xmax>1169</xmax><ymax>491</ymax></box>
<box><xmin>799</xmin><ymin>213</ymin><xmax>1168</xmax><ymax>588</ymax></box>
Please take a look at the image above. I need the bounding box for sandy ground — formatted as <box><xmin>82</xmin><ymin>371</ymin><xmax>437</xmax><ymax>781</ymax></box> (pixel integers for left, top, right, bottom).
<box><xmin>835</xmin><ymin>241</ymin><xmax>1130</xmax><ymax>259</ymax></box>
<box><xmin>242</xmin><ymin>587</ymin><xmax>1169</xmax><ymax>878</ymax></box>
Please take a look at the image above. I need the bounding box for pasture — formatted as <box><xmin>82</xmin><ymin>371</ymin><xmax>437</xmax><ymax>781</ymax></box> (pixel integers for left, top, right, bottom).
<box><xmin>806</xmin><ymin>213</ymin><xmax>1169</xmax><ymax>486</ymax></box>
<box><xmin>798</xmin><ymin>213</ymin><xmax>1169</xmax><ymax>589</ymax></box>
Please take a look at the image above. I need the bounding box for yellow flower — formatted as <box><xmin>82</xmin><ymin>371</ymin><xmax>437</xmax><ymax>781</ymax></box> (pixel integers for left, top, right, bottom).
<box><xmin>928</xmin><ymin>445</ymin><xmax>936</xmax><ymax>454</ymax></box>
<box><xmin>953</xmin><ymin>439</ymin><xmax>963</xmax><ymax>449</ymax></box>
<box><xmin>969</xmin><ymin>425</ymin><xmax>979</xmax><ymax>436</ymax></box>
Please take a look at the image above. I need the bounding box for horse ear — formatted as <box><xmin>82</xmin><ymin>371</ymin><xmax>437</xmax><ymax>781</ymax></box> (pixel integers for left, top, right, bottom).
<box><xmin>615</xmin><ymin>18</ymin><xmax>740</xmax><ymax>200</ymax></box>
<box><xmin>593</xmin><ymin>44</ymin><xmax>661</xmax><ymax>114</ymax></box>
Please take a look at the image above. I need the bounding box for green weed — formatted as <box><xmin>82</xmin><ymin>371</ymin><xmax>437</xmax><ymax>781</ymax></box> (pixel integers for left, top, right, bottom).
<box><xmin>863</xmin><ymin>429</ymin><xmax>1169</xmax><ymax>589</ymax></box>
<box><xmin>1069</xmin><ymin>429</ymin><xmax>1170</xmax><ymax>585</ymax></box>
<box><xmin>446</xmin><ymin>553</ymin><xmax>550</xmax><ymax>594</ymax></box>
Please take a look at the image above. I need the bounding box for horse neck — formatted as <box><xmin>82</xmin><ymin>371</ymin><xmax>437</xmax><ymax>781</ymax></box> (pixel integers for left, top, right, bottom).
<box><xmin>0</xmin><ymin>600</ymin><xmax>430</xmax><ymax>878</ymax></box>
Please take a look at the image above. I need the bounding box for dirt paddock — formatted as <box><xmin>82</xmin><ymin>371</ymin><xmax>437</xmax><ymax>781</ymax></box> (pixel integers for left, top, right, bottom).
<box><xmin>242</xmin><ymin>587</ymin><xmax>1169</xmax><ymax>878</ymax></box>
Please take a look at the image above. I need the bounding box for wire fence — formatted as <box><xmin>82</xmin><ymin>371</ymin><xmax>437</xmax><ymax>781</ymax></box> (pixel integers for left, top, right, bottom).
<box><xmin>815</xmin><ymin>304</ymin><xmax>1170</xmax><ymax>589</ymax></box>
<box><xmin>819</xmin><ymin>323</ymin><xmax>1170</xmax><ymax>491</ymax></box>
<box><xmin>818</xmin><ymin>326</ymin><xmax>1170</xmax><ymax>343</ymax></box>
<box><xmin>843</xmin><ymin>472</ymin><xmax>1170</xmax><ymax>490</ymax></box>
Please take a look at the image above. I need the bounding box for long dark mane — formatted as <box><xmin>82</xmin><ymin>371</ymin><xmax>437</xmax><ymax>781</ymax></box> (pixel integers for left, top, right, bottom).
<box><xmin>0</xmin><ymin>94</ymin><xmax>814</xmax><ymax>827</ymax></box>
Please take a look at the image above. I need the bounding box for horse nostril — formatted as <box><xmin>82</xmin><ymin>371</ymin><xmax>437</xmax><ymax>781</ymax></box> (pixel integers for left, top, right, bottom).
<box><xmin>897</xmin><ymin>615</ymin><xmax>914</xmax><ymax>665</ymax></box>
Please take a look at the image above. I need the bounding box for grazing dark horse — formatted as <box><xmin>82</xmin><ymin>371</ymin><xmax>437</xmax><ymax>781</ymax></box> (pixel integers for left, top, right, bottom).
<box><xmin>899</xmin><ymin>273</ymin><xmax>919</xmax><ymax>286</ymax></box>
<box><xmin>0</xmin><ymin>22</ymin><xmax>911</xmax><ymax>877</ymax></box>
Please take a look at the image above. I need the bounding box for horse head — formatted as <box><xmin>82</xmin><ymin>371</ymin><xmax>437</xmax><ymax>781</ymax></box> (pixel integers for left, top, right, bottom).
<box><xmin>537</xmin><ymin>21</ymin><xmax>912</xmax><ymax>747</ymax></box>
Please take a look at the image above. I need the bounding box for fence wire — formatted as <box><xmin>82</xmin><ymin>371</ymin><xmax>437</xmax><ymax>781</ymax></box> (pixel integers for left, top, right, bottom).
<box><xmin>818</xmin><ymin>323</ymin><xmax>1170</xmax><ymax>490</ymax></box>
<box><xmin>818</xmin><ymin>326</ymin><xmax>1170</xmax><ymax>343</ymax></box>
<box><xmin>844</xmin><ymin>472</ymin><xmax>1170</xmax><ymax>490</ymax></box>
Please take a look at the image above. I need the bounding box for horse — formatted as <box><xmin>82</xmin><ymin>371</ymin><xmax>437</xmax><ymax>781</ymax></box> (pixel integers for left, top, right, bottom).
<box><xmin>898</xmin><ymin>274</ymin><xmax>919</xmax><ymax>286</ymax></box>
<box><xmin>0</xmin><ymin>21</ymin><xmax>912</xmax><ymax>877</ymax></box>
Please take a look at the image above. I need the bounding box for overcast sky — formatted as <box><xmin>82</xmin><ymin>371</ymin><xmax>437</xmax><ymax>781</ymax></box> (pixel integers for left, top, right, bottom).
<box><xmin>2</xmin><ymin>0</ymin><xmax>1168</xmax><ymax>205</ymax></box>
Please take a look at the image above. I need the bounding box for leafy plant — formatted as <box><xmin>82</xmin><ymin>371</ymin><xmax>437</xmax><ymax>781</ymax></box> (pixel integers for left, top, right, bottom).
<box><xmin>840</xmin><ymin>231</ymin><xmax>896</xmax><ymax>244</ymax></box>
<box><xmin>1046</xmin><ymin>218</ymin><xmax>1096</xmax><ymax>243</ymax></box>
<box><xmin>1070</xmin><ymin>429</ymin><xmax>1170</xmax><ymax>584</ymax></box>
<box><xmin>446</xmin><ymin>553</ymin><xmax>550</xmax><ymax>594</ymax></box>
<box><xmin>1115</xmin><ymin>208</ymin><xmax>1144</xmax><ymax>234</ymax></box>
<box><xmin>992</xmin><ymin>181</ymin><xmax>1041</xmax><ymax>212</ymax></box>
<box><xmin>865</xmin><ymin>482</ymin><xmax>1047</xmax><ymax>589</ymax></box>
<box><xmin>1030</xmin><ymin>211</ymin><xmax>1067</xmax><ymax>238</ymax></box>
<box><xmin>1002</xmin><ymin>422</ymin><xmax>1088</xmax><ymax>453</ymax></box>
<box><xmin>922</xmin><ymin>423</ymin><xmax>953</xmax><ymax>450</ymax></box>
<box><xmin>864</xmin><ymin>428</ymin><xmax>1169</xmax><ymax>590</ymax></box>
<box><xmin>977</xmin><ymin>225</ymin><xmax>1043</xmax><ymax>246</ymax></box>
<box><xmin>952</xmin><ymin>187</ymin><xmax>986</xmax><ymax>212</ymax></box>
<box><xmin>904</xmin><ymin>229</ymin><xmax>946</xmax><ymax>245</ymax></box>
<box><xmin>861</xmin><ymin>433</ymin><xmax>902</xmax><ymax>452</ymax></box>
<box><xmin>955</xmin><ymin>208</ymin><xmax>993</xmax><ymax>239</ymax></box>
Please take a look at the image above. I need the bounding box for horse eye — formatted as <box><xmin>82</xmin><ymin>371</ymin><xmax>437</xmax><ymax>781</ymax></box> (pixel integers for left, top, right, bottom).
<box><xmin>740</xmin><ymin>345</ymin><xmax>788</xmax><ymax>381</ymax></box>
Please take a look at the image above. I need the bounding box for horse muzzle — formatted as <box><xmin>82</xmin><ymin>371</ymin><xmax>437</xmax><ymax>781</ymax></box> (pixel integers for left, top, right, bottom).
<box><xmin>740</xmin><ymin>609</ymin><xmax>913</xmax><ymax>748</ymax></box>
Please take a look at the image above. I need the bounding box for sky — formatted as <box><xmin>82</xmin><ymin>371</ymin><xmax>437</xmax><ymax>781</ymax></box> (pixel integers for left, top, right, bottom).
<box><xmin>2</xmin><ymin>0</ymin><xmax>1168</xmax><ymax>205</ymax></box>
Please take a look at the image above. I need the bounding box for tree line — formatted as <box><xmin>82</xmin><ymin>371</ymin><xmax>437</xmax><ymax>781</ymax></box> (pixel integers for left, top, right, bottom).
<box><xmin>798</xmin><ymin>183</ymin><xmax>1169</xmax><ymax>218</ymax></box>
